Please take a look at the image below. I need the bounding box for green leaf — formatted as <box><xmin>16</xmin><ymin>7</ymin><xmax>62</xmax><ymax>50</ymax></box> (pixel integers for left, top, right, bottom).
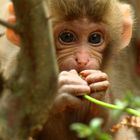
<box><xmin>90</xmin><ymin>118</ymin><xmax>103</xmax><ymax>130</ymax></box>
<box><xmin>112</xmin><ymin>109</ymin><xmax>123</xmax><ymax>119</ymax></box>
<box><xmin>70</xmin><ymin>123</ymin><xmax>92</xmax><ymax>138</ymax></box>
<box><xmin>124</xmin><ymin>91</ymin><xmax>140</xmax><ymax>108</ymax></box>
<box><xmin>98</xmin><ymin>133</ymin><xmax>112</xmax><ymax>140</ymax></box>
<box><xmin>115</xmin><ymin>99</ymin><xmax>128</xmax><ymax>109</ymax></box>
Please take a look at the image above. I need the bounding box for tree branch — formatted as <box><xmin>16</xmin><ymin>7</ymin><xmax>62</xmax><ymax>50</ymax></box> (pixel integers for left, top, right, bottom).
<box><xmin>0</xmin><ymin>19</ymin><xmax>17</xmax><ymax>32</ymax></box>
<box><xmin>0</xmin><ymin>0</ymin><xmax>58</xmax><ymax>139</ymax></box>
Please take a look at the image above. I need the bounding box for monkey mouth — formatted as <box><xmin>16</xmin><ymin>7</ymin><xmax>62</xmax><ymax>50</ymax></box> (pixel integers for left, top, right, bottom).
<box><xmin>76</xmin><ymin>66</ymin><xmax>94</xmax><ymax>73</ymax></box>
<box><xmin>59</xmin><ymin>66</ymin><xmax>89</xmax><ymax>73</ymax></box>
<box><xmin>59</xmin><ymin>62</ymin><xmax>94</xmax><ymax>72</ymax></box>
<box><xmin>76</xmin><ymin>67</ymin><xmax>88</xmax><ymax>73</ymax></box>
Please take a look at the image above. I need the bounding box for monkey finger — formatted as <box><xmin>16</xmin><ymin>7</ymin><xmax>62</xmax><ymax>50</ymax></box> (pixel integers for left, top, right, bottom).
<box><xmin>89</xmin><ymin>80</ymin><xmax>110</xmax><ymax>93</ymax></box>
<box><xmin>59</xmin><ymin>70</ymin><xmax>78</xmax><ymax>77</ymax></box>
<box><xmin>52</xmin><ymin>93</ymin><xmax>82</xmax><ymax>112</ymax></box>
<box><xmin>59</xmin><ymin>71</ymin><xmax>88</xmax><ymax>87</ymax></box>
<box><xmin>59</xmin><ymin>76</ymin><xmax>88</xmax><ymax>87</ymax></box>
<box><xmin>59</xmin><ymin>70</ymin><xmax>79</xmax><ymax>77</ymax></box>
<box><xmin>90</xmin><ymin>91</ymin><xmax>106</xmax><ymax>100</ymax></box>
<box><xmin>69</xmin><ymin>69</ymin><xmax>79</xmax><ymax>74</ymax></box>
<box><xmin>85</xmin><ymin>72</ymin><xmax>108</xmax><ymax>84</ymax></box>
<box><xmin>59</xmin><ymin>85</ymin><xmax>90</xmax><ymax>96</ymax></box>
<box><xmin>80</xmin><ymin>69</ymin><xmax>102</xmax><ymax>77</ymax></box>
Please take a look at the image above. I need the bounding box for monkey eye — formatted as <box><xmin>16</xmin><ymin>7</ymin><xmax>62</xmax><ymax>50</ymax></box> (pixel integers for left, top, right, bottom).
<box><xmin>59</xmin><ymin>31</ymin><xmax>77</xmax><ymax>44</ymax></box>
<box><xmin>88</xmin><ymin>32</ymin><xmax>104</xmax><ymax>46</ymax></box>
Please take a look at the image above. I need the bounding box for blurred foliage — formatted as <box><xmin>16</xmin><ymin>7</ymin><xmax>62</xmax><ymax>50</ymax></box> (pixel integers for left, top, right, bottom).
<box><xmin>72</xmin><ymin>91</ymin><xmax>140</xmax><ymax>140</ymax></box>
<box><xmin>112</xmin><ymin>91</ymin><xmax>140</xmax><ymax>118</ymax></box>
<box><xmin>71</xmin><ymin>118</ymin><xmax>112</xmax><ymax>140</ymax></box>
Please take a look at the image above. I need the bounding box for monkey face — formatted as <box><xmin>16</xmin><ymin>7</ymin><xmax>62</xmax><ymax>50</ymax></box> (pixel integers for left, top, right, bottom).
<box><xmin>54</xmin><ymin>18</ymin><xmax>110</xmax><ymax>72</ymax></box>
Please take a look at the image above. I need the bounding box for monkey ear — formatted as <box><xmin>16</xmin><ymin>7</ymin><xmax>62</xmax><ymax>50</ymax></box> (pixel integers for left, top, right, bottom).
<box><xmin>120</xmin><ymin>4</ymin><xmax>134</xmax><ymax>49</ymax></box>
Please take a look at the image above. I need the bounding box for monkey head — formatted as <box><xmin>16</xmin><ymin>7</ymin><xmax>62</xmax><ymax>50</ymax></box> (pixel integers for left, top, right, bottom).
<box><xmin>48</xmin><ymin>0</ymin><xmax>134</xmax><ymax>72</ymax></box>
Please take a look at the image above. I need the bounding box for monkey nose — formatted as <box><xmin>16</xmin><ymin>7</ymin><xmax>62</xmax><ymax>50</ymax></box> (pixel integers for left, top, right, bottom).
<box><xmin>76</xmin><ymin>58</ymin><xmax>89</xmax><ymax>67</ymax></box>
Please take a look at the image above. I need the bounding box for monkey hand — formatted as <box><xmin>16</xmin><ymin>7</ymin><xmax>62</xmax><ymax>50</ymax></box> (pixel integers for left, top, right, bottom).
<box><xmin>6</xmin><ymin>2</ymin><xmax>21</xmax><ymax>46</ymax></box>
<box><xmin>51</xmin><ymin>69</ymin><xmax>91</xmax><ymax>112</ymax></box>
<box><xmin>51</xmin><ymin>69</ymin><xmax>109</xmax><ymax>113</ymax></box>
<box><xmin>58</xmin><ymin>69</ymin><xmax>91</xmax><ymax>96</ymax></box>
<box><xmin>80</xmin><ymin>70</ymin><xmax>110</xmax><ymax>99</ymax></box>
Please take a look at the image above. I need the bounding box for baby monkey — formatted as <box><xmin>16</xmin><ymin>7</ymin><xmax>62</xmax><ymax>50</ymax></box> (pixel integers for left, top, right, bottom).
<box><xmin>6</xmin><ymin>0</ymin><xmax>133</xmax><ymax>139</ymax></box>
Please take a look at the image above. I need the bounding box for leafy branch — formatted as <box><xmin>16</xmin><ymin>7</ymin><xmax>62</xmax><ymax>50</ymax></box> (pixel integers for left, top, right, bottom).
<box><xmin>83</xmin><ymin>94</ymin><xmax>140</xmax><ymax>117</ymax></box>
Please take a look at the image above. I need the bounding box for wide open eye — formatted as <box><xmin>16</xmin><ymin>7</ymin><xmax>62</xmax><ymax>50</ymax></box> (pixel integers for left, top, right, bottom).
<box><xmin>59</xmin><ymin>31</ymin><xmax>77</xmax><ymax>44</ymax></box>
<box><xmin>88</xmin><ymin>32</ymin><xmax>104</xmax><ymax>46</ymax></box>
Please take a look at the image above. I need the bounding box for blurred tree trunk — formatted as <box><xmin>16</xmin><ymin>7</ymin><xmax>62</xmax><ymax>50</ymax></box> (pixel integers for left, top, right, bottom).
<box><xmin>0</xmin><ymin>0</ymin><xmax>58</xmax><ymax>140</ymax></box>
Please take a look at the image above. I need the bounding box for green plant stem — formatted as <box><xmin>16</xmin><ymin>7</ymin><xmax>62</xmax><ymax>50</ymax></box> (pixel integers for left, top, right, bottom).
<box><xmin>84</xmin><ymin>95</ymin><xmax>140</xmax><ymax>117</ymax></box>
